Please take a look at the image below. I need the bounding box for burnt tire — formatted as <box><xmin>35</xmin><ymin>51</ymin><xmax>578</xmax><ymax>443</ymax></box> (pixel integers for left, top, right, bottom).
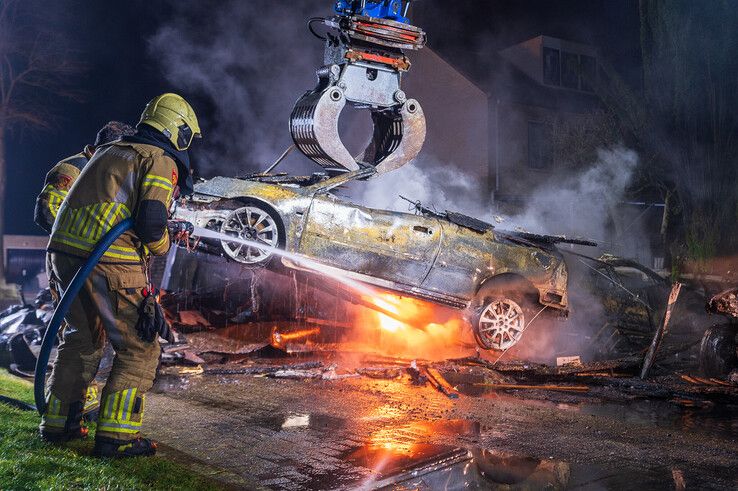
<box><xmin>218</xmin><ymin>199</ymin><xmax>286</xmax><ymax>268</ymax></box>
<box><xmin>472</xmin><ymin>282</ymin><xmax>540</xmax><ymax>351</ymax></box>
<box><xmin>699</xmin><ymin>324</ymin><xmax>737</xmax><ymax>378</ymax></box>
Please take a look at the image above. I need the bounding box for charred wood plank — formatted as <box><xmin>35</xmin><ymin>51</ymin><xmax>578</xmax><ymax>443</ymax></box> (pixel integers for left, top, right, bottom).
<box><xmin>641</xmin><ymin>283</ymin><xmax>683</xmax><ymax>379</ymax></box>
<box><xmin>472</xmin><ymin>383</ymin><xmax>589</xmax><ymax>392</ymax></box>
<box><xmin>425</xmin><ymin>367</ymin><xmax>459</xmax><ymax>398</ymax></box>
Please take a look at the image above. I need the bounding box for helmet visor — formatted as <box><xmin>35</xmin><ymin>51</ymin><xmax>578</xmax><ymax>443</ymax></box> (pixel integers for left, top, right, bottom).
<box><xmin>176</xmin><ymin>123</ymin><xmax>196</xmax><ymax>150</ymax></box>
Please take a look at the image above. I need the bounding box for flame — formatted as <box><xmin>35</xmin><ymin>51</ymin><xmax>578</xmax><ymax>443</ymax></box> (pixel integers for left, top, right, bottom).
<box><xmin>371</xmin><ymin>294</ymin><xmax>405</xmax><ymax>333</ymax></box>
<box><xmin>271</xmin><ymin>327</ymin><xmax>320</xmax><ymax>348</ymax></box>
<box><xmin>355</xmin><ymin>293</ymin><xmax>470</xmax><ymax>360</ymax></box>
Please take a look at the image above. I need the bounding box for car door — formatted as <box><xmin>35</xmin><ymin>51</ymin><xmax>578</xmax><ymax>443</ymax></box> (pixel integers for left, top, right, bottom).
<box><xmin>298</xmin><ymin>192</ymin><xmax>442</xmax><ymax>287</ymax></box>
<box><xmin>593</xmin><ymin>265</ymin><xmax>653</xmax><ymax>332</ymax></box>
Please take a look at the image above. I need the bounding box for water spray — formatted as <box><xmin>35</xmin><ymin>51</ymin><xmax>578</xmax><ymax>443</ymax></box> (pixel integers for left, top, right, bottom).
<box><xmin>190</xmin><ymin>226</ymin><xmax>425</xmax><ymax>330</ymax></box>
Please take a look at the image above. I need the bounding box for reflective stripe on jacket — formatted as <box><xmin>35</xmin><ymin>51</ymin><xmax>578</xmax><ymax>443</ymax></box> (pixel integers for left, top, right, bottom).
<box><xmin>34</xmin><ymin>151</ymin><xmax>91</xmax><ymax>234</ymax></box>
<box><xmin>48</xmin><ymin>142</ymin><xmax>177</xmax><ymax>263</ymax></box>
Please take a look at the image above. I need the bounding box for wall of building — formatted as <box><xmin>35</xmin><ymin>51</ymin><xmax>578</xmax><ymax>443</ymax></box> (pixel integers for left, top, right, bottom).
<box><xmin>402</xmin><ymin>48</ymin><xmax>489</xmax><ymax>181</ymax></box>
<box><xmin>491</xmin><ymin>101</ymin><xmax>593</xmax><ymax>204</ymax></box>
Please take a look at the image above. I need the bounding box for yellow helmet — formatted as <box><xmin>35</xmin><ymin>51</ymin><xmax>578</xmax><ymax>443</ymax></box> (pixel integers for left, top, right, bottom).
<box><xmin>139</xmin><ymin>93</ymin><xmax>201</xmax><ymax>151</ymax></box>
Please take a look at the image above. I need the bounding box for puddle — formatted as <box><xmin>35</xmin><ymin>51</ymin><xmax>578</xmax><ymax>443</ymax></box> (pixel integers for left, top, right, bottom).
<box><xmin>381</xmin><ymin>448</ymin><xmax>571</xmax><ymax>491</ymax></box>
<box><xmin>306</xmin><ymin>438</ymin><xmax>675</xmax><ymax>490</ymax></box>
<box><xmin>346</xmin><ymin>443</ymin><xmax>466</xmax><ymax>483</ymax></box>
<box><xmin>455</xmin><ymin>380</ymin><xmax>738</xmax><ymax>440</ymax></box>
<box><xmin>294</xmin><ymin>417</ymin><xmax>701</xmax><ymax>490</ymax></box>
<box><xmin>578</xmin><ymin>399</ymin><xmax>738</xmax><ymax>439</ymax></box>
<box><xmin>386</xmin><ymin>450</ymin><xmax>683</xmax><ymax>491</ymax></box>
<box><xmin>335</xmin><ymin>419</ymin><xmax>574</xmax><ymax>490</ymax></box>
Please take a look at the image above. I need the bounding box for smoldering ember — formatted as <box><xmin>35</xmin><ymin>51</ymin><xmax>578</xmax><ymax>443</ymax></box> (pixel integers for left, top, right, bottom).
<box><xmin>1</xmin><ymin>1</ymin><xmax>738</xmax><ymax>490</ymax></box>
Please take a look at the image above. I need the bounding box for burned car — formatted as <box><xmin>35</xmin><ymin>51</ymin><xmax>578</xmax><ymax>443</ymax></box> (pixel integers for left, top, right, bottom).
<box><xmin>0</xmin><ymin>289</ymin><xmax>53</xmax><ymax>375</ymax></box>
<box><xmin>580</xmin><ymin>254</ymin><xmax>715</xmax><ymax>361</ymax></box>
<box><xmin>174</xmin><ymin>169</ymin><xmax>585</xmax><ymax>351</ymax></box>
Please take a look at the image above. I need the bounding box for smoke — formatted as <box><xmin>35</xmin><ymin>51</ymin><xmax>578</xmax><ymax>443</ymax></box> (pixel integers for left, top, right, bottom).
<box><xmin>345</xmin><ymin>157</ymin><xmax>488</xmax><ymax>218</ymax></box>
<box><xmin>508</xmin><ymin>147</ymin><xmax>640</xmax><ymax>242</ymax></box>
<box><xmin>352</xmin><ymin>147</ymin><xmax>642</xmax><ymax>256</ymax></box>
<box><xmin>148</xmin><ymin>0</ymin><xmax>327</xmax><ymax>176</ymax></box>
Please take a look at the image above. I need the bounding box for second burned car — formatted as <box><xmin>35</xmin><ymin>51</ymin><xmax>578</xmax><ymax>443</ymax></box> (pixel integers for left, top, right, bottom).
<box><xmin>174</xmin><ymin>169</ymin><xmax>588</xmax><ymax>351</ymax></box>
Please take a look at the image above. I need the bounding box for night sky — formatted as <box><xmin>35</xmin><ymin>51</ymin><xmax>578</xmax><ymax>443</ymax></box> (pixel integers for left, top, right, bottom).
<box><xmin>5</xmin><ymin>0</ymin><xmax>639</xmax><ymax>235</ymax></box>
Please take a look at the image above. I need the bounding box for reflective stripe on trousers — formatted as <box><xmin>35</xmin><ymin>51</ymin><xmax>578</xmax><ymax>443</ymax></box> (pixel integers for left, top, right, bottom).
<box><xmin>97</xmin><ymin>389</ymin><xmax>144</xmax><ymax>436</ymax></box>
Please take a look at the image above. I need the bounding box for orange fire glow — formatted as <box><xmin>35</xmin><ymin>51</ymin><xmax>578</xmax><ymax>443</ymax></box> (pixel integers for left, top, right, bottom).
<box><xmin>355</xmin><ymin>293</ymin><xmax>472</xmax><ymax>360</ymax></box>
<box><xmin>271</xmin><ymin>327</ymin><xmax>321</xmax><ymax>348</ymax></box>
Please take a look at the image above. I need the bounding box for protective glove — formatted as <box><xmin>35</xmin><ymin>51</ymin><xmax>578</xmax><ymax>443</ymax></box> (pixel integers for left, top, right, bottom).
<box><xmin>135</xmin><ymin>287</ymin><xmax>175</xmax><ymax>343</ymax></box>
<box><xmin>167</xmin><ymin>220</ymin><xmax>194</xmax><ymax>242</ymax></box>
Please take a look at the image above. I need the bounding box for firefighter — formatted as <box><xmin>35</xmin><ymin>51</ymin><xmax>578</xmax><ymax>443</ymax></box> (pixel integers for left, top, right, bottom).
<box><xmin>40</xmin><ymin>93</ymin><xmax>200</xmax><ymax>458</ymax></box>
<box><xmin>34</xmin><ymin>121</ymin><xmax>135</xmax><ymax>234</ymax></box>
<box><xmin>34</xmin><ymin>121</ymin><xmax>135</xmax><ymax>420</ymax></box>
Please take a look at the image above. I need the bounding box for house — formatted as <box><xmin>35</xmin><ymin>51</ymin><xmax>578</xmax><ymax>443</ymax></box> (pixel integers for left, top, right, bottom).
<box><xmin>491</xmin><ymin>35</ymin><xmax>602</xmax><ymax>206</ymax></box>
<box><xmin>488</xmin><ymin>36</ymin><xmax>663</xmax><ymax>267</ymax></box>
<box><xmin>403</xmin><ymin>48</ymin><xmax>489</xmax><ymax>183</ymax></box>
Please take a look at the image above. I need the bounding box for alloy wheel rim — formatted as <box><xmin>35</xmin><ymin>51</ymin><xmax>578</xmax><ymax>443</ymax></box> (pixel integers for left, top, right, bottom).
<box><xmin>220</xmin><ymin>206</ymin><xmax>279</xmax><ymax>264</ymax></box>
<box><xmin>478</xmin><ymin>298</ymin><xmax>525</xmax><ymax>350</ymax></box>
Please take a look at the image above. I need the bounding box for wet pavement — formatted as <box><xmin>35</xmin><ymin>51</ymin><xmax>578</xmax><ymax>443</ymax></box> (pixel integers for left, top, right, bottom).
<box><xmin>144</xmin><ymin>360</ymin><xmax>738</xmax><ymax>490</ymax></box>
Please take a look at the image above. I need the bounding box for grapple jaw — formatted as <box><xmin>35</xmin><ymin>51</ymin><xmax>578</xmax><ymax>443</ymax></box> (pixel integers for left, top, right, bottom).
<box><xmin>358</xmin><ymin>98</ymin><xmax>425</xmax><ymax>174</ymax></box>
<box><xmin>290</xmin><ymin>10</ymin><xmax>426</xmax><ymax>176</ymax></box>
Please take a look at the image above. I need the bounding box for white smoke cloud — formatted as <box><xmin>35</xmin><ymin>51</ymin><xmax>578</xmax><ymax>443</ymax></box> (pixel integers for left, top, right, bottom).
<box><xmin>149</xmin><ymin>0</ymin><xmax>327</xmax><ymax>176</ymax></box>
<box><xmin>350</xmin><ymin>146</ymin><xmax>642</xmax><ymax>259</ymax></box>
<box><xmin>507</xmin><ymin>146</ymin><xmax>639</xmax><ymax>239</ymax></box>
<box><xmin>346</xmin><ymin>157</ymin><xmax>487</xmax><ymax>217</ymax></box>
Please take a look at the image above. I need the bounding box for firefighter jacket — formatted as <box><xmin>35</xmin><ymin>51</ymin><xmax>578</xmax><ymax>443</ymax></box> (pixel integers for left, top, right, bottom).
<box><xmin>48</xmin><ymin>141</ymin><xmax>178</xmax><ymax>264</ymax></box>
<box><xmin>34</xmin><ymin>147</ymin><xmax>94</xmax><ymax>233</ymax></box>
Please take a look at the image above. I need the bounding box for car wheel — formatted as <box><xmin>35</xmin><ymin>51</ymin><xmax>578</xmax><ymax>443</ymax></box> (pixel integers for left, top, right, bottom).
<box><xmin>699</xmin><ymin>324</ymin><xmax>737</xmax><ymax>378</ymax></box>
<box><xmin>472</xmin><ymin>283</ymin><xmax>539</xmax><ymax>351</ymax></box>
<box><xmin>219</xmin><ymin>201</ymin><xmax>284</xmax><ymax>267</ymax></box>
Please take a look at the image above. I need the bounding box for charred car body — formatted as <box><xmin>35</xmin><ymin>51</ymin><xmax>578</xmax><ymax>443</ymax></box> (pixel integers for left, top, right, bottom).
<box><xmin>174</xmin><ymin>169</ymin><xmax>589</xmax><ymax>351</ymax></box>
<box><xmin>578</xmin><ymin>254</ymin><xmax>717</xmax><ymax>362</ymax></box>
<box><xmin>0</xmin><ymin>289</ymin><xmax>53</xmax><ymax>375</ymax></box>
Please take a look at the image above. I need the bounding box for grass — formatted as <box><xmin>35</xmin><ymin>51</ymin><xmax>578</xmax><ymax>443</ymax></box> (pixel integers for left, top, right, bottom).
<box><xmin>0</xmin><ymin>370</ymin><xmax>219</xmax><ymax>491</ymax></box>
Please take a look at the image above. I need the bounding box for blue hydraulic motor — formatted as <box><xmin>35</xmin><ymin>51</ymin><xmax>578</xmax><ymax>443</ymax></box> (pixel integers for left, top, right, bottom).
<box><xmin>334</xmin><ymin>0</ymin><xmax>413</xmax><ymax>24</ymax></box>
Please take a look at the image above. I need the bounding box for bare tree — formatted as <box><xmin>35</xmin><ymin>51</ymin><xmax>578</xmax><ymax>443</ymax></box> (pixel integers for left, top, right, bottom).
<box><xmin>592</xmin><ymin>1</ymin><xmax>738</xmax><ymax>273</ymax></box>
<box><xmin>0</xmin><ymin>0</ymin><xmax>83</xmax><ymax>281</ymax></box>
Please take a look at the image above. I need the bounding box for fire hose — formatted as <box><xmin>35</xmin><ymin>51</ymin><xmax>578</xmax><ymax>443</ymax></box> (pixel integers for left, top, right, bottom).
<box><xmin>33</xmin><ymin>218</ymin><xmax>134</xmax><ymax>415</ymax></box>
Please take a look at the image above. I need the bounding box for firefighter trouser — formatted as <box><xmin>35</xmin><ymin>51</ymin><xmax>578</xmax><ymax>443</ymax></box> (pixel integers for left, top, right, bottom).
<box><xmin>41</xmin><ymin>252</ymin><xmax>160</xmax><ymax>441</ymax></box>
<box><xmin>46</xmin><ymin>252</ymin><xmax>100</xmax><ymax>427</ymax></box>
<box><xmin>44</xmin><ymin>253</ymin><xmax>101</xmax><ymax>421</ymax></box>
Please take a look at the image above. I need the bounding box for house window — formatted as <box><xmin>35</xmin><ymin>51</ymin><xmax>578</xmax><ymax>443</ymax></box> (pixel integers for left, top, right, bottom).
<box><xmin>561</xmin><ymin>51</ymin><xmax>580</xmax><ymax>89</ymax></box>
<box><xmin>528</xmin><ymin>122</ymin><xmax>552</xmax><ymax>170</ymax></box>
<box><xmin>542</xmin><ymin>47</ymin><xmax>560</xmax><ymax>86</ymax></box>
<box><xmin>580</xmin><ymin>55</ymin><xmax>597</xmax><ymax>92</ymax></box>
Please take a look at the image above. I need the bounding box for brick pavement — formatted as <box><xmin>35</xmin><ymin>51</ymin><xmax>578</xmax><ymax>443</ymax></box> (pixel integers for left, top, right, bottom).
<box><xmin>144</xmin><ymin>370</ymin><xmax>738</xmax><ymax>490</ymax></box>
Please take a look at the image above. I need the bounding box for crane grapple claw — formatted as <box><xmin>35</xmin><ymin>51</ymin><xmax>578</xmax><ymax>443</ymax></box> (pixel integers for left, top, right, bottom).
<box><xmin>290</xmin><ymin>87</ymin><xmax>426</xmax><ymax>175</ymax></box>
<box><xmin>290</xmin><ymin>4</ymin><xmax>427</xmax><ymax>176</ymax></box>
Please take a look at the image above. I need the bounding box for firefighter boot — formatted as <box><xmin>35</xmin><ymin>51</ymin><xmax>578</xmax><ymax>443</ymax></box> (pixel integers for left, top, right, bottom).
<box><xmin>92</xmin><ymin>436</ymin><xmax>157</xmax><ymax>458</ymax></box>
<box><xmin>93</xmin><ymin>389</ymin><xmax>155</xmax><ymax>458</ymax></box>
<box><xmin>39</xmin><ymin>394</ymin><xmax>88</xmax><ymax>443</ymax></box>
